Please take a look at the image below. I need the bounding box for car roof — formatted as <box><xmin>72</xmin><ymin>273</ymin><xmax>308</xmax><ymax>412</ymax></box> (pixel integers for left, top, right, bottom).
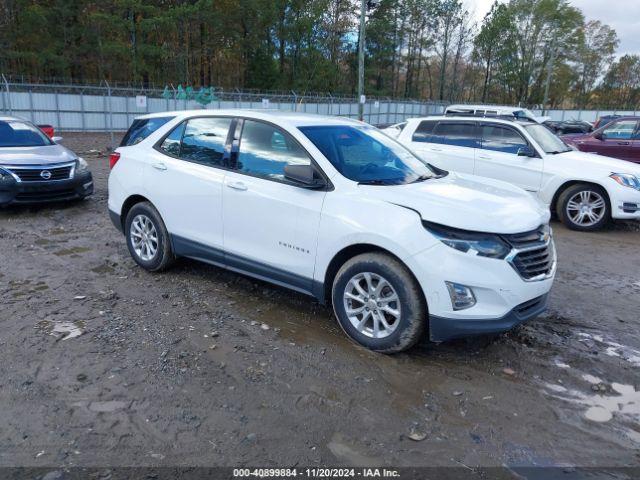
<box><xmin>409</xmin><ymin>115</ymin><xmax>536</xmax><ymax>126</ymax></box>
<box><xmin>445</xmin><ymin>104</ymin><xmax>528</xmax><ymax>113</ymax></box>
<box><xmin>134</xmin><ymin>109</ymin><xmax>364</xmax><ymax>127</ymax></box>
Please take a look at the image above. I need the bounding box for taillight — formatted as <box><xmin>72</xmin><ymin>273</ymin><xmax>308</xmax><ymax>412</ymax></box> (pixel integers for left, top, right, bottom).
<box><xmin>109</xmin><ymin>152</ymin><xmax>121</xmax><ymax>169</ymax></box>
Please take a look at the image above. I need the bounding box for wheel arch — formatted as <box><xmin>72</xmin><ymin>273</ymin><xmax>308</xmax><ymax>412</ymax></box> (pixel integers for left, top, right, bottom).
<box><xmin>550</xmin><ymin>180</ymin><xmax>611</xmax><ymax>215</ymax></box>
<box><xmin>319</xmin><ymin>243</ymin><xmax>425</xmax><ymax>308</ymax></box>
<box><xmin>119</xmin><ymin>194</ymin><xmax>153</xmax><ymax>230</ymax></box>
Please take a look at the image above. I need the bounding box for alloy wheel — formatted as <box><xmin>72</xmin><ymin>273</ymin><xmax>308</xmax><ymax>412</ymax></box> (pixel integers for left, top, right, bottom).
<box><xmin>343</xmin><ymin>272</ymin><xmax>401</xmax><ymax>339</ymax></box>
<box><xmin>130</xmin><ymin>214</ymin><xmax>159</xmax><ymax>261</ymax></box>
<box><xmin>566</xmin><ymin>190</ymin><xmax>606</xmax><ymax>227</ymax></box>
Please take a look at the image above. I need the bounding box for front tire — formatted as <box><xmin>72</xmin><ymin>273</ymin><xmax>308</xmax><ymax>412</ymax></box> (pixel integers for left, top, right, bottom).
<box><xmin>557</xmin><ymin>184</ymin><xmax>610</xmax><ymax>231</ymax></box>
<box><xmin>331</xmin><ymin>253</ymin><xmax>427</xmax><ymax>353</ymax></box>
<box><xmin>124</xmin><ymin>202</ymin><xmax>175</xmax><ymax>271</ymax></box>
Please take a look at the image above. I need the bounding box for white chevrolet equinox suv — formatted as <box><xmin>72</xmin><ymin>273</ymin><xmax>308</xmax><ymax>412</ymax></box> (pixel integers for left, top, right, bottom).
<box><xmin>108</xmin><ymin>110</ymin><xmax>556</xmax><ymax>353</ymax></box>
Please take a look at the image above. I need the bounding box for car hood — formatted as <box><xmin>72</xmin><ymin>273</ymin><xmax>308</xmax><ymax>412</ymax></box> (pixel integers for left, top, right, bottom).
<box><xmin>552</xmin><ymin>150</ymin><xmax>640</xmax><ymax>176</ymax></box>
<box><xmin>0</xmin><ymin>144</ymin><xmax>78</xmax><ymax>166</ymax></box>
<box><xmin>359</xmin><ymin>172</ymin><xmax>549</xmax><ymax>234</ymax></box>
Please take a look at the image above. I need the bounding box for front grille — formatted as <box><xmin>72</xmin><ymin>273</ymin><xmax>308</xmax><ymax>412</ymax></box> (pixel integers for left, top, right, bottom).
<box><xmin>511</xmin><ymin>245</ymin><xmax>554</xmax><ymax>279</ymax></box>
<box><xmin>502</xmin><ymin>226</ymin><xmax>555</xmax><ymax>281</ymax></box>
<box><xmin>504</xmin><ymin>228</ymin><xmax>545</xmax><ymax>249</ymax></box>
<box><xmin>8</xmin><ymin>165</ymin><xmax>73</xmax><ymax>182</ymax></box>
<box><xmin>14</xmin><ymin>189</ymin><xmax>77</xmax><ymax>201</ymax></box>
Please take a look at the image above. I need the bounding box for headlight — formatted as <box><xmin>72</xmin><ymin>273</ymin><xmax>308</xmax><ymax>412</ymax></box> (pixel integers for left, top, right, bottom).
<box><xmin>423</xmin><ymin>221</ymin><xmax>511</xmax><ymax>259</ymax></box>
<box><xmin>76</xmin><ymin>157</ymin><xmax>89</xmax><ymax>172</ymax></box>
<box><xmin>610</xmin><ymin>173</ymin><xmax>640</xmax><ymax>191</ymax></box>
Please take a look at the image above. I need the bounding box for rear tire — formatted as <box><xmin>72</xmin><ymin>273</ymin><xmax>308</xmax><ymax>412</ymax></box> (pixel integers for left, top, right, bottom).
<box><xmin>557</xmin><ymin>184</ymin><xmax>610</xmax><ymax>231</ymax></box>
<box><xmin>331</xmin><ymin>253</ymin><xmax>427</xmax><ymax>353</ymax></box>
<box><xmin>124</xmin><ymin>201</ymin><xmax>175</xmax><ymax>271</ymax></box>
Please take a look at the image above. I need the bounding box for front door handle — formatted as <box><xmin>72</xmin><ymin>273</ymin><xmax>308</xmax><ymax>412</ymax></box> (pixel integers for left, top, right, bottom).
<box><xmin>429</xmin><ymin>147</ymin><xmax>443</xmax><ymax>152</ymax></box>
<box><xmin>227</xmin><ymin>181</ymin><xmax>248</xmax><ymax>191</ymax></box>
<box><xmin>618</xmin><ymin>141</ymin><xmax>630</xmax><ymax>145</ymax></box>
<box><xmin>477</xmin><ymin>155</ymin><xmax>492</xmax><ymax>160</ymax></box>
<box><xmin>152</xmin><ymin>162</ymin><xmax>167</xmax><ymax>171</ymax></box>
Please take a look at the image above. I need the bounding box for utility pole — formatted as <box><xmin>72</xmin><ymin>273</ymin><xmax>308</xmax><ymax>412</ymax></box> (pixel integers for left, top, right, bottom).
<box><xmin>542</xmin><ymin>42</ymin><xmax>557</xmax><ymax>116</ymax></box>
<box><xmin>357</xmin><ymin>0</ymin><xmax>367</xmax><ymax>121</ymax></box>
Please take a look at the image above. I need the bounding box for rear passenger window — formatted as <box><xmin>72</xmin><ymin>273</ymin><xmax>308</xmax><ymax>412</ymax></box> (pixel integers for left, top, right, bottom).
<box><xmin>180</xmin><ymin>117</ymin><xmax>232</xmax><ymax>167</ymax></box>
<box><xmin>237</xmin><ymin>120</ymin><xmax>311</xmax><ymax>182</ymax></box>
<box><xmin>412</xmin><ymin>121</ymin><xmax>437</xmax><ymax>142</ymax></box>
<box><xmin>433</xmin><ymin>122</ymin><xmax>478</xmax><ymax>148</ymax></box>
<box><xmin>121</xmin><ymin>117</ymin><xmax>174</xmax><ymax>146</ymax></box>
<box><xmin>480</xmin><ymin>125</ymin><xmax>528</xmax><ymax>154</ymax></box>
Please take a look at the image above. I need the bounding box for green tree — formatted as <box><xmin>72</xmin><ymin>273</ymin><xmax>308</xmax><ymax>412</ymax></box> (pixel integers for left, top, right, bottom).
<box><xmin>473</xmin><ymin>2</ymin><xmax>514</xmax><ymax>102</ymax></box>
<box><xmin>573</xmin><ymin>20</ymin><xmax>618</xmax><ymax>108</ymax></box>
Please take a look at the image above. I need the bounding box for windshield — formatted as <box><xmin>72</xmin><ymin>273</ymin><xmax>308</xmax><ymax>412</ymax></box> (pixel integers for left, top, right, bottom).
<box><xmin>0</xmin><ymin>120</ymin><xmax>53</xmax><ymax>147</ymax></box>
<box><xmin>299</xmin><ymin>125</ymin><xmax>439</xmax><ymax>185</ymax></box>
<box><xmin>524</xmin><ymin>124</ymin><xmax>572</xmax><ymax>154</ymax></box>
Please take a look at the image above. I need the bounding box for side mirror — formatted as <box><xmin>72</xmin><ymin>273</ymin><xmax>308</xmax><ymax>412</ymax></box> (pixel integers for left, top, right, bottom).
<box><xmin>517</xmin><ymin>146</ymin><xmax>536</xmax><ymax>157</ymax></box>
<box><xmin>51</xmin><ymin>136</ymin><xmax>63</xmax><ymax>143</ymax></box>
<box><xmin>284</xmin><ymin>164</ymin><xmax>326</xmax><ymax>189</ymax></box>
<box><xmin>593</xmin><ymin>131</ymin><xmax>604</xmax><ymax>141</ymax></box>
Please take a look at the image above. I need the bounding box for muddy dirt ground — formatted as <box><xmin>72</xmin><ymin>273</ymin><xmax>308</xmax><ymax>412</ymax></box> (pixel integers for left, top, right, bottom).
<box><xmin>1</xmin><ymin>133</ymin><xmax>639</xmax><ymax>473</ymax></box>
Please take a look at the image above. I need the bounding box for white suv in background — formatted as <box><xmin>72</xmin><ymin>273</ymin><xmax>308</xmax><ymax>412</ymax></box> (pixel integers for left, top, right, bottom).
<box><xmin>109</xmin><ymin>110</ymin><xmax>555</xmax><ymax>353</ymax></box>
<box><xmin>397</xmin><ymin>116</ymin><xmax>640</xmax><ymax>231</ymax></box>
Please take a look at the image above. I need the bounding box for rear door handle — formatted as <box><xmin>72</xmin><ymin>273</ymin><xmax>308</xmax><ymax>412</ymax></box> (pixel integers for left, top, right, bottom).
<box><xmin>618</xmin><ymin>141</ymin><xmax>630</xmax><ymax>145</ymax></box>
<box><xmin>227</xmin><ymin>181</ymin><xmax>248</xmax><ymax>191</ymax></box>
<box><xmin>152</xmin><ymin>162</ymin><xmax>167</xmax><ymax>171</ymax></box>
<box><xmin>429</xmin><ymin>147</ymin><xmax>442</xmax><ymax>152</ymax></box>
<box><xmin>478</xmin><ymin>155</ymin><xmax>492</xmax><ymax>160</ymax></box>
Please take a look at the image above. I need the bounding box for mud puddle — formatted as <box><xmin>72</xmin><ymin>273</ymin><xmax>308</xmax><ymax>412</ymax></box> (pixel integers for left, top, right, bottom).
<box><xmin>577</xmin><ymin>332</ymin><xmax>640</xmax><ymax>367</ymax></box>
<box><xmin>54</xmin><ymin>246</ymin><xmax>91</xmax><ymax>256</ymax></box>
<box><xmin>36</xmin><ymin>319</ymin><xmax>85</xmax><ymax>340</ymax></box>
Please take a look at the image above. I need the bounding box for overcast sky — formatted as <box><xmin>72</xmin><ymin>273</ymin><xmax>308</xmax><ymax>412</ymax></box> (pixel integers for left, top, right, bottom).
<box><xmin>469</xmin><ymin>0</ymin><xmax>640</xmax><ymax>57</ymax></box>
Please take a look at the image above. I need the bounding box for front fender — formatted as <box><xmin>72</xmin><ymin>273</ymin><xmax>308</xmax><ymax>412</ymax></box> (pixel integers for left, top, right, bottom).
<box><xmin>313</xmin><ymin>193</ymin><xmax>437</xmax><ymax>283</ymax></box>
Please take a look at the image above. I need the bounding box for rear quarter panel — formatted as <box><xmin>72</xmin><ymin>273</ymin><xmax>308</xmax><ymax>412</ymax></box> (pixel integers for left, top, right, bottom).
<box><xmin>107</xmin><ymin>145</ymin><xmax>150</xmax><ymax>216</ymax></box>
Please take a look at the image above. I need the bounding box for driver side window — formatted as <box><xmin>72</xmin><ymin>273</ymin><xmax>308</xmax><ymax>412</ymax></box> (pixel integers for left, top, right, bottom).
<box><xmin>237</xmin><ymin>120</ymin><xmax>312</xmax><ymax>182</ymax></box>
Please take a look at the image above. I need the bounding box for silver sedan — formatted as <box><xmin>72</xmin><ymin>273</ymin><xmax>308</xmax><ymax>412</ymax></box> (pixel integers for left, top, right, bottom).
<box><xmin>0</xmin><ymin>116</ymin><xmax>93</xmax><ymax>206</ymax></box>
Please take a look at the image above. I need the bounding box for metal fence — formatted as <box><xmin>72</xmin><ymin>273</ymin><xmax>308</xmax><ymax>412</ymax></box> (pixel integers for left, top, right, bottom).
<box><xmin>2</xmin><ymin>76</ymin><xmax>637</xmax><ymax>136</ymax></box>
<box><xmin>0</xmin><ymin>76</ymin><xmax>447</xmax><ymax>134</ymax></box>
<box><xmin>534</xmin><ymin>108</ymin><xmax>640</xmax><ymax>122</ymax></box>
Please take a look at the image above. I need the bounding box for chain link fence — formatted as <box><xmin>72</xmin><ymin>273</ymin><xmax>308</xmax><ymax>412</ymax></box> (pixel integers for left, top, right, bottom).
<box><xmin>2</xmin><ymin>75</ymin><xmax>637</xmax><ymax>146</ymax></box>
<box><xmin>0</xmin><ymin>76</ymin><xmax>447</xmax><ymax>142</ymax></box>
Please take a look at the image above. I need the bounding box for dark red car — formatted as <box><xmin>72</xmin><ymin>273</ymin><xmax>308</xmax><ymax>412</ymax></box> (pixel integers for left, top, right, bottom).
<box><xmin>37</xmin><ymin>124</ymin><xmax>55</xmax><ymax>138</ymax></box>
<box><xmin>562</xmin><ymin>116</ymin><xmax>640</xmax><ymax>164</ymax></box>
